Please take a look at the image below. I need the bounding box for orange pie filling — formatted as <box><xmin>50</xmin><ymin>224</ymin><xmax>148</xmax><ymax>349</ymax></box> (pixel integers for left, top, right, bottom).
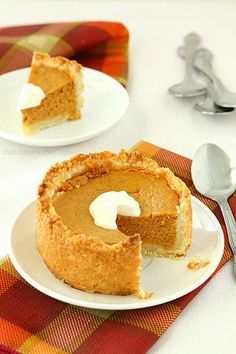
<box><xmin>36</xmin><ymin>151</ymin><xmax>192</xmax><ymax>297</ymax></box>
<box><xmin>53</xmin><ymin>170</ymin><xmax>179</xmax><ymax>250</ymax></box>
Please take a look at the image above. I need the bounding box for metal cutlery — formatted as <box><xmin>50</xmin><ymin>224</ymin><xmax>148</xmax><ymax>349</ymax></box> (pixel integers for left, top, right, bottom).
<box><xmin>194</xmin><ymin>49</ymin><xmax>236</xmax><ymax>108</ymax></box>
<box><xmin>178</xmin><ymin>46</ymin><xmax>234</xmax><ymax>115</ymax></box>
<box><xmin>194</xmin><ymin>81</ymin><xmax>234</xmax><ymax>115</ymax></box>
<box><xmin>191</xmin><ymin>143</ymin><xmax>236</xmax><ymax>276</ymax></box>
<box><xmin>168</xmin><ymin>33</ymin><xmax>206</xmax><ymax>97</ymax></box>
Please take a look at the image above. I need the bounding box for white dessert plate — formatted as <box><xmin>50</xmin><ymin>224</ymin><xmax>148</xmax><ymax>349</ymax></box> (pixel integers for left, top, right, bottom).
<box><xmin>9</xmin><ymin>196</ymin><xmax>224</xmax><ymax>310</ymax></box>
<box><xmin>0</xmin><ymin>67</ymin><xmax>129</xmax><ymax>147</ymax></box>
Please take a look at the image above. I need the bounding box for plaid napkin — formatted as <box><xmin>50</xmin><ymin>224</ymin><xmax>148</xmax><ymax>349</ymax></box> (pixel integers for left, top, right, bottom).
<box><xmin>0</xmin><ymin>21</ymin><xmax>129</xmax><ymax>86</ymax></box>
<box><xmin>0</xmin><ymin>140</ymin><xmax>233</xmax><ymax>354</ymax></box>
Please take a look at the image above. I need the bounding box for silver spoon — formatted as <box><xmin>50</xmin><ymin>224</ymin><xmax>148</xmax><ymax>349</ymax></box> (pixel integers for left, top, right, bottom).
<box><xmin>194</xmin><ymin>50</ymin><xmax>236</xmax><ymax>108</ymax></box>
<box><xmin>168</xmin><ymin>33</ymin><xmax>206</xmax><ymax>97</ymax></box>
<box><xmin>191</xmin><ymin>143</ymin><xmax>236</xmax><ymax>276</ymax></box>
<box><xmin>195</xmin><ymin>81</ymin><xmax>234</xmax><ymax>115</ymax></box>
<box><xmin>178</xmin><ymin>47</ymin><xmax>234</xmax><ymax>115</ymax></box>
<box><xmin>193</xmin><ymin>49</ymin><xmax>234</xmax><ymax>115</ymax></box>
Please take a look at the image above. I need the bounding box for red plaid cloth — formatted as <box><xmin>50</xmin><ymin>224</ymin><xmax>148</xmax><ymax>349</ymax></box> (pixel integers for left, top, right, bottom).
<box><xmin>0</xmin><ymin>22</ymin><xmax>129</xmax><ymax>85</ymax></box>
<box><xmin>0</xmin><ymin>140</ymin><xmax>233</xmax><ymax>354</ymax></box>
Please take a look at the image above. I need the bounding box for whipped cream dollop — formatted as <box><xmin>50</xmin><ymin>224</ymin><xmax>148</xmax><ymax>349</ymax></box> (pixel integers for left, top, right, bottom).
<box><xmin>89</xmin><ymin>191</ymin><xmax>141</xmax><ymax>230</ymax></box>
<box><xmin>17</xmin><ymin>83</ymin><xmax>46</xmax><ymax>111</ymax></box>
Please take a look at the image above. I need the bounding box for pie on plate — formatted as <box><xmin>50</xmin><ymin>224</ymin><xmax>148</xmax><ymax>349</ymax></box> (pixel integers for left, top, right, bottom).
<box><xmin>36</xmin><ymin>151</ymin><xmax>192</xmax><ymax>297</ymax></box>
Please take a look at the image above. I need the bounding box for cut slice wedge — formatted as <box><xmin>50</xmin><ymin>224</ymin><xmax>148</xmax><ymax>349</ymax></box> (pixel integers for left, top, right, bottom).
<box><xmin>21</xmin><ymin>52</ymin><xmax>83</xmax><ymax>135</ymax></box>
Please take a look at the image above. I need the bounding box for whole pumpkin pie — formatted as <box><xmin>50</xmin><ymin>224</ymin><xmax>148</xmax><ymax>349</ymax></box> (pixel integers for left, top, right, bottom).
<box><xmin>36</xmin><ymin>151</ymin><xmax>192</xmax><ymax>297</ymax></box>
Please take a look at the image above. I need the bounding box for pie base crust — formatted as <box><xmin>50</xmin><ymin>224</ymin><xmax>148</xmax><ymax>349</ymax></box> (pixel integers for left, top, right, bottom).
<box><xmin>36</xmin><ymin>151</ymin><xmax>192</xmax><ymax>296</ymax></box>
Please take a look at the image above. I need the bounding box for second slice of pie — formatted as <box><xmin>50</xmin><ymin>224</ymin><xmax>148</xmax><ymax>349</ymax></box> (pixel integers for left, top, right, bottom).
<box><xmin>19</xmin><ymin>52</ymin><xmax>84</xmax><ymax>135</ymax></box>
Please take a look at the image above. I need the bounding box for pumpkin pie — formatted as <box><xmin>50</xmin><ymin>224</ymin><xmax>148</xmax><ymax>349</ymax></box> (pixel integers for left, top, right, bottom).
<box><xmin>20</xmin><ymin>52</ymin><xmax>83</xmax><ymax>135</ymax></box>
<box><xmin>36</xmin><ymin>151</ymin><xmax>192</xmax><ymax>297</ymax></box>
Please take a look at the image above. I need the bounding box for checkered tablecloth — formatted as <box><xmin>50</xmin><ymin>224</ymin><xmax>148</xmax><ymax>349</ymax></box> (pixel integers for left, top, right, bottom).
<box><xmin>0</xmin><ymin>21</ymin><xmax>128</xmax><ymax>85</ymax></box>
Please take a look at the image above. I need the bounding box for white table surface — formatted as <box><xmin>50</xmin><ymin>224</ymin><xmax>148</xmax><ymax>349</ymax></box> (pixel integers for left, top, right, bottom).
<box><xmin>0</xmin><ymin>1</ymin><xmax>236</xmax><ymax>353</ymax></box>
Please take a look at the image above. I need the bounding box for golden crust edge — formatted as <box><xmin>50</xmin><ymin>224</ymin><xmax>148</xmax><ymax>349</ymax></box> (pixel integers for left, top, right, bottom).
<box><xmin>38</xmin><ymin>149</ymin><xmax>191</xmax><ymax>219</ymax></box>
<box><xmin>31</xmin><ymin>51</ymin><xmax>83</xmax><ymax>80</ymax></box>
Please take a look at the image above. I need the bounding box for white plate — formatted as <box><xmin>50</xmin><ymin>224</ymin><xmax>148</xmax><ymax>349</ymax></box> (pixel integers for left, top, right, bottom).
<box><xmin>0</xmin><ymin>68</ymin><xmax>129</xmax><ymax>147</ymax></box>
<box><xmin>9</xmin><ymin>196</ymin><xmax>224</xmax><ymax>310</ymax></box>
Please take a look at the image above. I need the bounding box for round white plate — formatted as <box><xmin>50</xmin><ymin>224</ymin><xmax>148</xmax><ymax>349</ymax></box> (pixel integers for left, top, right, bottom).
<box><xmin>0</xmin><ymin>67</ymin><xmax>129</xmax><ymax>147</ymax></box>
<box><xmin>9</xmin><ymin>196</ymin><xmax>224</xmax><ymax>310</ymax></box>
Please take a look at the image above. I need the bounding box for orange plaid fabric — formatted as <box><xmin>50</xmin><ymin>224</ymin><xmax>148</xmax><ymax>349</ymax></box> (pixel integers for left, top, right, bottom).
<box><xmin>0</xmin><ymin>140</ymin><xmax>233</xmax><ymax>354</ymax></box>
<box><xmin>0</xmin><ymin>22</ymin><xmax>129</xmax><ymax>86</ymax></box>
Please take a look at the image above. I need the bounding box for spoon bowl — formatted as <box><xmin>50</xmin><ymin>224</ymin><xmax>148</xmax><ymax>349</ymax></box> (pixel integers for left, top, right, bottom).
<box><xmin>194</xmin><ymin>98</ymin><xmax>234</xmax><ymax>115</ymax></box>
<box><xmin>215</xmin><ymin>91</ymin><xmax>236</xmax><ymax>108</ymax></box>
<box><xmin>191</xmin><ymin>143</ymin><xmax>236</xmax><ymax>275</ymax></box>
<box><xmin>191</xmin><ymin>143</ymin><xmax>236</xmax><ymax>200</ymax></box>
<box><xmin>168</xmin><ymin>82</ymin><xmax>206</xmax><ymax>97</ymax></box>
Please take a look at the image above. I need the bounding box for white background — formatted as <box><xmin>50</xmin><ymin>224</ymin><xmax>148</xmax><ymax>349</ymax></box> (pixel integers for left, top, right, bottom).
<box><xmin>0</xmin><ymin>1</ymin><xmax>236</xmax><ymax>354</ymax></box>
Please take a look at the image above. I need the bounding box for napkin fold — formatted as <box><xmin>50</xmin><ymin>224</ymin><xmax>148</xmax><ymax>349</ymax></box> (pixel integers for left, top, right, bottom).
<box><xmin>0</xmin><ymin>22</ymin><xmax>129</xmax><ymax>86</ymax></box>
<box><xmin>0</xmin><ymin>140</ymin><xmax>233</xmax><ymax>354</ymax></box>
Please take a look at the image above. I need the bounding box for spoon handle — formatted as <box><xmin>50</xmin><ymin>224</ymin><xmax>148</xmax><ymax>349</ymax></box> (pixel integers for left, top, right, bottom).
<box><xmin>193</xmin><ymin>49</ymin><xmax>226</xmax><ymax>92</ymax></box>
<box><xmin>178</xmin><ymin>46</ymin><xmax>215</xmax><ymax>98</ymax></box>
<box><xmin>183</xmin><ymin>33</ymin><xmax>200</xmax><ymax>81</ymax></box>
<box><xmin>219</xmin><ymin>199</ymin><xmax>236</xmax><ymax>259</ymax></box>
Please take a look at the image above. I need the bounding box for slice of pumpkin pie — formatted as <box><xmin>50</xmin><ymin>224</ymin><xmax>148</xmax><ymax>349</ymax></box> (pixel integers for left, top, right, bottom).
<box><xmin>18</xmin><ymin>52</ymin><xmax>84</xmax><ymax>135</ymax></box>
<box><xmin>36</xmin><ymin>150</ymin><xmax>192</xmax><ymax>297</ymax></box>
